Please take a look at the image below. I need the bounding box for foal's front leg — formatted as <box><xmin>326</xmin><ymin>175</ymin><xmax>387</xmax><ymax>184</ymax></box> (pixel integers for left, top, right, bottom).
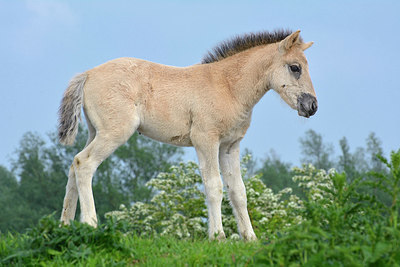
<box><xmin>193</xmin><ymin>140</ymin><xmax>225</xmax><ymax>240</ymax></box>
<box><xmin>219</xmin><ymin>142</ymin><xmax>257</xmax><ymax>241</ymax></box>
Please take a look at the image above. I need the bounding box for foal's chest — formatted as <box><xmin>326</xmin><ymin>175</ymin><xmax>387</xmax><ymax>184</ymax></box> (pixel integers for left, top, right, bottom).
<box><xmin>219</xmin><ymin>113</ymin><xmax>252</xmax><ymax>144</ymax></box>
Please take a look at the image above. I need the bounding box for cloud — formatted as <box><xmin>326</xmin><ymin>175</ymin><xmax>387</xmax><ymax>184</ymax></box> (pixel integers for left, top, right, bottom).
<box><xmin>9</xmin><ymin>0</ymin><xmax>79</xmax><ymax>57</ymax></box>
<box><xmin>25</xmin><ymin>0</ymin><xmax>77</xmax><ymax>27</ymax></box>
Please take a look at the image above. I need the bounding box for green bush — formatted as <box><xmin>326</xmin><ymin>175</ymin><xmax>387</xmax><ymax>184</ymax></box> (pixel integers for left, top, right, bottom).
<box><xmin>1</xmin><ymin>215</ymin><xmax>135</xmax><ymax>266</ymax></box>
<box><xmin>253</xmin><ymin>149</ymin><xmax>400</xmax><ymax>266</ymax></box>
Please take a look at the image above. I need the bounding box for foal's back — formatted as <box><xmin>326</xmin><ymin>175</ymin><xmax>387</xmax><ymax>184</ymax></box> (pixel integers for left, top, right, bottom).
<box><xmin>83</xmin><ymin>57</ymin><xmax>233</xmax><ymax>147</ymax></box>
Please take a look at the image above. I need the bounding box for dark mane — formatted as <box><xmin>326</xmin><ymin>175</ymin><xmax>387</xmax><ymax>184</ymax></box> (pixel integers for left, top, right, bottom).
<box><xmin>201</xmin><ymin>29</ymin><xmax>299</xmax><ymax>64</ymax></box>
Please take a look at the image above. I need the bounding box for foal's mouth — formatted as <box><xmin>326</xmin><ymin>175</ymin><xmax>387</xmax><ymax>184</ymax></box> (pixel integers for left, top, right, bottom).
<box><xmin>297</xmin><ymin>93</ymin><xmax>318</xmax><ymax>118</ymax></box>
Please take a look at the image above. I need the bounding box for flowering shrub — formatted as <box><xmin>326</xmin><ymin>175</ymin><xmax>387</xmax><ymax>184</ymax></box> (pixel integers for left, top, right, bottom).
<box><xmin>106</xmin><ymin>161</ymin><xmax>207</xmax><ymax>239</ymax></box>
<box><xmin>107</xmin><ymin>156</ymin><xmax>312</xmax><ymax>239</ymax></box>
<box><xmin>240</xmin><ymin>175</ymin><xmax>303</xmax><ymax>237</ymax></box>
<box><xmin>292</xmin><ymin>164</ymin><xmax>336</xmax><ymax>202</ymax></box>
<box><xmin>106</xmin><ymin>155</ymin><xmax>365</xmax><ymax>239</ymax></box>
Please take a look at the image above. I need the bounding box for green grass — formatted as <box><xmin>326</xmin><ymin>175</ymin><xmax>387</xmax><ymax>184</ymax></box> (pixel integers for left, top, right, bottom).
<box><xmin>0</xmin><ymin>216</ymin><xmax>262</xmax><ymax>266</ymax></box>
<box><xmin>2</xmin><ymin>150</ymin><xmax>400</xmax><ymax>266</ymax></box>
<box><xmin>2</xmin><ymin>212</ymin><xmax>399</xmax><ymax>266</ymax></box>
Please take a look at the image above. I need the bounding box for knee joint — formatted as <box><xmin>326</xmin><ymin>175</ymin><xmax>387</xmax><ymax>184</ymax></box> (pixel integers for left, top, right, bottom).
<box><xmin>73</xmin><ymin>156</ymin><xmax>82</xmax><ymax>168</ymax></box>
<box><xmin>229</xmin><ymin>186</ymin><xmax>247</xmax><ymax>205</ymax></box>
<box><xmin>205</xmin><ymin>181</ymin><xmax>223</xmax><ymax>203</ymax></box>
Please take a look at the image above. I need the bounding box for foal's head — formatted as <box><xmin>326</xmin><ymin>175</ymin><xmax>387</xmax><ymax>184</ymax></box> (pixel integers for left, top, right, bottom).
<box><xmin>270</xmin><ymin>30</ymin><xmax>317</xmax><ymax>118</ymax></box>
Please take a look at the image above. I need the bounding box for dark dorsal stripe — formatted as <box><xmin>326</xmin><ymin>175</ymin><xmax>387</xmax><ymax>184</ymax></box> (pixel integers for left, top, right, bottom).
<box><xmin>201</xmin><ymin>29</ymin><xmax>299</xmax><ymax>64</ymax></box>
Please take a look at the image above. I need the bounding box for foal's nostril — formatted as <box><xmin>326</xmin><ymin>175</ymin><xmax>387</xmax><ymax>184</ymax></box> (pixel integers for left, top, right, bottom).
<box><xmin>311</xmin><ymin>101</ymin><xmax>317</xmax><ymax>113</ymax></box>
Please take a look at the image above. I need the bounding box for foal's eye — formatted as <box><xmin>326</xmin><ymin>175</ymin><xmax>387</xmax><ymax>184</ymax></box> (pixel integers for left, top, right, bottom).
<box><xmin>289</xmin><ymin>65</ymin><xmax>301</xmax><ymax>73</ymax></box>
<box><xmin>289</xmin><ymin>64</ymin><xmax>301</xmax><ymax>80</ymax></box>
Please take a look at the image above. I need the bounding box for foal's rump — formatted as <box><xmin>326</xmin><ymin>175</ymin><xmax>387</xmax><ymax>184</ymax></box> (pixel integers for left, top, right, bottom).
<box><xmin>58</xmin><ymin>58</ymin><xmax>142</xmax><ymax>146</ymax></box>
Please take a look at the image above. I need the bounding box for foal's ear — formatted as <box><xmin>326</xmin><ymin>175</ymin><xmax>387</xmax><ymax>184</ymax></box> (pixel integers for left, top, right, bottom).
<box><xmin>278</xmin><ymin>30</ymin><xmax>301</xmax><ymax>53</ymax></box>
<box><xmin>302</xmin><ymin>41</ymin><xmax>314</xmax><ymax>51</ymax></box>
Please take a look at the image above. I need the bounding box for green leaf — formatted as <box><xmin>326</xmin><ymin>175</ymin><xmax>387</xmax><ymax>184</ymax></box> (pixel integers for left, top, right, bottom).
<box><xmin>47</xmin><ymin>249</ymin><xmax>62</xmax><ymax>256</ymax></box>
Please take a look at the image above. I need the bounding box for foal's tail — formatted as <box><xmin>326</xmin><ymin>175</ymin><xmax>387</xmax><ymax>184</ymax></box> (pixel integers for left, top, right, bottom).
<box><xmin>58</xmin><ymin>72</ymin><xmax>88</xmax><ymax>145</ymax></box>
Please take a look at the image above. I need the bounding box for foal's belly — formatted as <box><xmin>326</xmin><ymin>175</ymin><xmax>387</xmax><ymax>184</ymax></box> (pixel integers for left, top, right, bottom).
<box><xmin>137</xmin><ymin>121</ymin><xmax>193</xmax><ymax>147</ymax></box>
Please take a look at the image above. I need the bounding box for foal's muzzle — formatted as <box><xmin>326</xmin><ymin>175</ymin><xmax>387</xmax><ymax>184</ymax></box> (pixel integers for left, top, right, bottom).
<box><xmin>297</xmin><ymin>93</ymin><xmax>318</xmax><ymax>118</ymax></box>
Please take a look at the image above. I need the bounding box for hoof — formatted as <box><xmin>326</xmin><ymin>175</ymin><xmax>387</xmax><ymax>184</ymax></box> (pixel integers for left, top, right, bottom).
<box><xmin>210</xmin><ymin>231</ymin><xmax>226</xmax><ymax>241</ymax></box>
<box><xmin>241</xmin><ymin>231</ymin><xmax>257</xmax><ymax>242</ymax></box>
<box><xmin>80</xmin><ymin>216</ymin><xmax>98</xmax><ymax>228</ymax></box>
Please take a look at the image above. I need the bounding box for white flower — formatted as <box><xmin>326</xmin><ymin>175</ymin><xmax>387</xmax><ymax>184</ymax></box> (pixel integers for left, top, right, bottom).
<box><xmin>230</xmin><ymin>233</ymin><xmax>240</xmax><ymax>240</ymax></box>
<box><xmin>279</xmin><ymin>188</ymin><xmax>293</xmax><ymax>194</ymax></box>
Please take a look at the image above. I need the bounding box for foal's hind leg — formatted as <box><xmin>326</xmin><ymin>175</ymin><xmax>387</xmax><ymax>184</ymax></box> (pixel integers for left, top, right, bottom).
<box><xmin>74</xmin><ymin>133</ymin><xmax>137</xmax><ymax>226</ymax></box>
<box><xmin>219</xmin><ymin>142</ymin><xmax>257</xmax><ymax>241</ymax></box>
<box><xmin>73</xmin><ymin>110</ymin><xmax>140</xmax><ymax>226</ymax></box>
<box><xmin>61</xmin><ymin>118</ymin><xmax>96</xmax><ymax>225</ymax></box>
<box><xmin>60</xmin><ymin>165</ymin><xmax>79</xmax><ymax>225</ymax></box>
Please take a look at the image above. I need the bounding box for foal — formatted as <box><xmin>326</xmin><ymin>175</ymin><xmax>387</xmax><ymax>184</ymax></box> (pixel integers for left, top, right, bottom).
<box><xmin>59</xmin><ymin>30</ymin><xmax>317</xmax><ymax>240</ymax></box>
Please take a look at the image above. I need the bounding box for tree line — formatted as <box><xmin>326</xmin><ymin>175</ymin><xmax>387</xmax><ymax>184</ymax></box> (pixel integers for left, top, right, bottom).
<box><xmin>0</xmin><ymin>126</ymin><xmax>182</xmax><ymax>232</ymax></box>
<box><xmin>0</xmin><ymin>127</ymin><xmax>387</xmax><ymax>233</ymax></box>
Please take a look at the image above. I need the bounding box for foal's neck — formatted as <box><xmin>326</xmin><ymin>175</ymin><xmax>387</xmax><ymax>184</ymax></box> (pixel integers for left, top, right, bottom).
<box><xmin>212</xmin><ymin>44</ymin><xmax>277</xmax><ymax>112</ymax></box>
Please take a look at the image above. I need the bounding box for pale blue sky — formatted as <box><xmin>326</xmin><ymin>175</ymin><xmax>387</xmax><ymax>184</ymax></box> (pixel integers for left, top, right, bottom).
<box><xmin>1</xmin><ymin>0</ymin><xmax>399</xmax><ymax>168</ymax></box>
